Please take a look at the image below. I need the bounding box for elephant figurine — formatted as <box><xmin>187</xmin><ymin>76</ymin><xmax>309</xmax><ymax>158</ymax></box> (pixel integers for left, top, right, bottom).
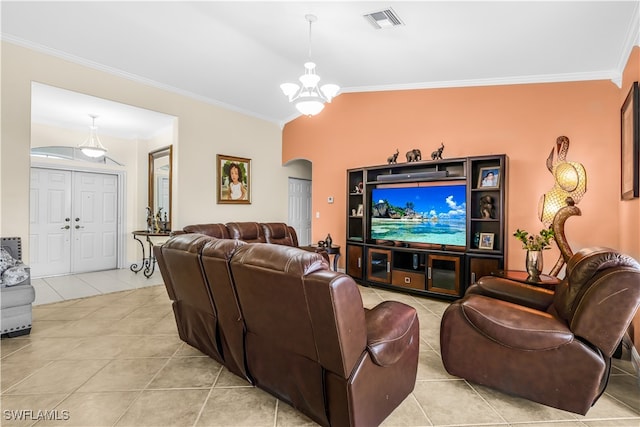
<box><xmin>387</xmin><ymin>149</ymin><xmax>399</xmax><ymax>164</ymax></box>
<box><xmin>406</xmin><ymin>149</ymin><xmax>422</xmax><ymax>162</ymax></box>
<box><xmin>431</xmin><ymin>143</ymin><xmax>444</xmax><ymax>160</ymax></box>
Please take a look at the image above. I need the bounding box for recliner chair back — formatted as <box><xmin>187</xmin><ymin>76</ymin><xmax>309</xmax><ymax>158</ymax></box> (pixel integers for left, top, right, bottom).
<box><xmin>261</xmin><ymin>222</ymin><xmax>298</xmax><ymax>246</ymax></box>
<box><xmin>182</xmin><ymin>223</ymin><xmax>230</xmax><ymax>239</ymax></box>
<box><xmin>229</xmin><ymin>243</ymin><xmax>368</xmax><ymax>426</ymax></box>
<box><xmin>155</xmin><ymin>233</ymin><xmax>224</xmax><ymax>363</ymax></box>
<box><xmin>225</xmin><ymin>222</ymin><xmax>266</xmax><ymax>243</ymax></box>
<box><xmin>200</xmin><ymin>238</ymin><xmax>250</xmax><ymax>381</ymax></box>
<box><xmin>551</xmin><ymin>247</ymin><xmax>640</xmax><ymax>356</ymax></box>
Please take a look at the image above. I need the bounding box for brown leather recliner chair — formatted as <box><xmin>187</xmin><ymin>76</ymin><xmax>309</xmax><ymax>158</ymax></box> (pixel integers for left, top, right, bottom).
<box><xmin>230</xmin><ymin>243</ymin><xmax>420</xmax><ymax>427</ymax></box>
<box><xmin>261</xmin><ymin>222</ymin><xmax>299</xmax><ymax>246</ymax></box>
<box><xmin>225</xmin><ymin>222</ymin><xmax>266</xmax><ymax>243</ymax></box>
<box><xmin>154</xmin><ymin>234</ymin><xmax>238</xmax><ymax>365</ymax></box>
<box><xmin>440</xmin><ymin>247</ymin><xmax>640</xmax><ymax>415</ymax></box>
<box><xmin>182</xmin><ymin>223</ymin><xmax>230</xmax><ymax>239</ymax></box>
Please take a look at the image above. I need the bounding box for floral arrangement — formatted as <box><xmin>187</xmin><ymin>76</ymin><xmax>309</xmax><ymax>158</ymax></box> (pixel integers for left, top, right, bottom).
<box><xmin>513</xmin><ymin>227</ymin><xmax>555</xmax><ymax>251</ymax></box>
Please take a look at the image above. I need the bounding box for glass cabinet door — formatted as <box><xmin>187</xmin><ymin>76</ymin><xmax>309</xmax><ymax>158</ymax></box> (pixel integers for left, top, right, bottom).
<box><xmin>427</xmin><ymin>254</ymin><xmax>461</xmax><ymax>296</ymax></box>
<box><xmin>367</xmin><ymin>248</ymin><xmax>391</xmax><ymax>284</ymax></box>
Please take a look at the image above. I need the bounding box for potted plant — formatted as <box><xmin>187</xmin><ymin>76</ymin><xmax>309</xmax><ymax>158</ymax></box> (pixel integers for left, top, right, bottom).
<box><xmin>513</xmin><ymin>227</ymin><xmax>555</xmax><ymax>280</ymax></box>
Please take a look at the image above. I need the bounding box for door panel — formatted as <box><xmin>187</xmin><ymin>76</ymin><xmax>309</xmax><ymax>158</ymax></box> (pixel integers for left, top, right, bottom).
<box><xmin>30</xmin><ymin>168</ymin><xmax>72</xmax><ymax>276</ymax></box>
<box><xmin>72</xmin><ymin>172</ymin><xmax>118</xmax><ymax>273</ymax></box>
<box><xmin>288</xmin><ymin>178</ymin><xmax>312</xmax><ymax>246</ymax></box>
<box><xmin>30</xmin><ymin>168</ymin><xmax>118</xmax><ymax>276</ymax></box>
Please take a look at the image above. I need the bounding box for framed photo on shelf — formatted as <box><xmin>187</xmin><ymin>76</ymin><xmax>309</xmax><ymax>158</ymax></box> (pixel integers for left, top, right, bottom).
<box><xmin>357</xmin><ymin>204</ymin><xmax>364</xmax><ymax>216</ymax></box>
<box><xmin>478</xmin><ymin>232</ymin><xmax>495</xmax><ymax>250</ymax></box>
<box><xmin>217</xmin><ymin>154</ymin><xmax>251</xmax><ymax>204</ymax></box>
<box><xmin>478</xmin><ymin>167</ymin><xmax>500</xmax><ymax>189</ymax></box>
<box><xmin>621</xmin><ymin>81</ymin><xmax>639</xmax><ymax>200</ymax></box>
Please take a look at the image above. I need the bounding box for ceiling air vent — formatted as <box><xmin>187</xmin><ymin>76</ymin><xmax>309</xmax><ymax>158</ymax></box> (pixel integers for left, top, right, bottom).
<box><xmin>364</xmin><ymin>8</ymin><xmax>404</xmax><ymax>29</ymax></box>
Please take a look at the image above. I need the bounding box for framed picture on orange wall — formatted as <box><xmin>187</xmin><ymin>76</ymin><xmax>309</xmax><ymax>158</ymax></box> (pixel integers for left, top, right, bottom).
<box><xmin>621</xmin><ymin>81</ymin><xmax>639</xmax><ymax>200</ymax></box>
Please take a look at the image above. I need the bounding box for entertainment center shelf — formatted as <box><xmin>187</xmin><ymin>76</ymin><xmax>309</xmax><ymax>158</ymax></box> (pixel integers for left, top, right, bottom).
<box><xmin>346</xmin><ymin>154</ymin><xmax>507</xmax><ymax>300</ymax></box>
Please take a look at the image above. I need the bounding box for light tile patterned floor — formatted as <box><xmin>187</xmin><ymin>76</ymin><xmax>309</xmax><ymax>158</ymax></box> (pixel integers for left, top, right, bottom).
<box><xmin>1</xmin><ymin>269</ymin><xmax>639</xmax><ymax>426</ymax></box>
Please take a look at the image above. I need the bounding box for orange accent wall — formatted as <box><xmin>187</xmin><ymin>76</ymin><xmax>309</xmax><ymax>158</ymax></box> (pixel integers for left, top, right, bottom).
<box><xmin>283</xmin><ymin>46</ymin><xmax>640</xmax><ymax>356</ymax></box>
<box><xmin>284</xmin><ymin>81</ymin><xmax>621</xmax><ymax>271</ymax></box>
<box><xmin>620</xmin><ymin>46</ymin><xmax>640</xmax><ymax>358</ymax></box>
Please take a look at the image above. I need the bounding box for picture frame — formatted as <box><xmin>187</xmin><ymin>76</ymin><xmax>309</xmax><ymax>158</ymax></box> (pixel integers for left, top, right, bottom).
<box><xmin>478</xmin><ymin>232</ymin><xmax>495</xmax><ymax>250</ymax></box>
<box><xmin>217</xmin><ymin>154</ymin><xmax>251</xmax><ymax>204</ymax></box>
<box><xmin>357</xmin><ymin>204</ymin><xmax>364</xmax><ymax>216</ymax></box>
<box><xmin>621</xmin><ymin>81</ymin><xmax>639</xmax><ymax>200</ymax></box>
<box><xmin>478</xmin><ymin>167</ymin><xmax>500</xmax><ymax>189</ymax></box>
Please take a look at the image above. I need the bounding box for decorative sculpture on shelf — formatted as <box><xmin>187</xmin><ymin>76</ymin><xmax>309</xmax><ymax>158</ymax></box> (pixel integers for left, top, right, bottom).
<box><xmin>387</xmin><ymin>149</ymin><xmax>399</xmax><ymax>164</ymax></box>
<box><xmin>155</xmin><ymin>208</ymin><xmax>164</xmax><ymax>233</ymax></box>
<box><xmin>431</xmin><ymin>142</ymin><xmax>445</xmax><ymax>160</ymax></box>
<box><xmin>145</xmin><ymin>207</ymin><xmax>153</xmax><ymax>232</ymax></box>
<box><xmin>537</xmin><ymin>135</ymin><xmax>587</xmax><ymax>277</ymax></box>
<box><xmin>479</xmin><ymin>195</ymin><xmax>494</xmax><ymax>219</ymax></box>
<box><xmin>405</xmin><ymin>149</ymin><xmax>422</xmax><ymax>162</ymax></box>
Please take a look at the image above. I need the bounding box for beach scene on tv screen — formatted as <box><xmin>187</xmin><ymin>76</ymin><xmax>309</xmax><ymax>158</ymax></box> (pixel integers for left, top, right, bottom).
<box><xmin>371</xmin><ymin>185</ymin><xmax>467</xmax><ymax>246</ymax></box>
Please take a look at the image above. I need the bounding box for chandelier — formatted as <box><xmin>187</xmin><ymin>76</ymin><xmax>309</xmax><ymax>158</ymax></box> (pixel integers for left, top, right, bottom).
<box><xmin>78</xmin><ymin>114</ymin><xmax>107</xmax><ymax>158</ymax></box>
<box><xmin>281</xmin><ymin>14</ymin><xmax>339</xmax><ymax>116</ymax></box>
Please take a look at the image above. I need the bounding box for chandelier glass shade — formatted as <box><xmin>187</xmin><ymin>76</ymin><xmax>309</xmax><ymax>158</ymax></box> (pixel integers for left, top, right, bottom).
<box><xmin>78</xmin><ymin>115</ymin><xmax>107</xmax><ymax>158</ymax></box>
<box><xmin>281</xmin><ymin>15</ymin><xmax>339</xmax><ymax>116</ymax></box>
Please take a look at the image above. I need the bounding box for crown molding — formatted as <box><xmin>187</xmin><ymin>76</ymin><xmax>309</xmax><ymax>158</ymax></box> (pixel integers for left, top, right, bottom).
<box><xmin>1</xmin><ymin>35</ymin><xmax>282</xmax><ymax>125</ymax></box>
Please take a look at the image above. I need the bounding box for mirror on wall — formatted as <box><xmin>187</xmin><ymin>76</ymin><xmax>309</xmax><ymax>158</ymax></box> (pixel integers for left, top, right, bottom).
<box><xmin>149</xmin><ymin>145</ymin><xmax>172</xmax><ymax>230</ymax></box>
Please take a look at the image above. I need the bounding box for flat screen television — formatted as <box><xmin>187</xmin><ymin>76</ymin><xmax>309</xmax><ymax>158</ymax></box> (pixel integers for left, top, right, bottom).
<box><xmin>370</xmin><ymin>184</ymin><xmax>467</xmax><ymax>247</ymax></box>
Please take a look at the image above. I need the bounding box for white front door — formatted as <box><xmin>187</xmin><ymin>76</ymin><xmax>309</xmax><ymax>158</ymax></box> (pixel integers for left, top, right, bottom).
<box><xmin>30</xmin><ymin>168</ymin><xmax>118</xmax><ymax>277</ymax></box>
<box><xmin>72</xmin><ymin>172</ymin><xmax>118</xmax><ymax>273</ymax></box>
<box><xmin>288</xmin><ymin>178</ymin><xmax>312</xmax><ymax>246</ymax></box>
<box><xmin>30</xmin><ymin>168</ymin><xmax>72</xmax><ymax>276</ymax></box>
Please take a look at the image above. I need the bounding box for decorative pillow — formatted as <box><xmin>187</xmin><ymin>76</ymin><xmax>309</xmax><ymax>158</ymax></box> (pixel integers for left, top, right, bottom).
<box><xmin>1</xmin><ymin>265</ymin><xmax>29</xmax><ymax>287</ymax></box>
<box><xmin>0</xmin><ymin>247</ymin><xmax>16</xmax><ymax>274</ymax></box>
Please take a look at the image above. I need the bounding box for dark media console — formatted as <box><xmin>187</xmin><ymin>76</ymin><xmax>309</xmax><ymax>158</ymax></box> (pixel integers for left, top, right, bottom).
<box><xmin>346</xmin><ymin>155</ymin><xmax>507</xmax><ymax>300</ymax></box>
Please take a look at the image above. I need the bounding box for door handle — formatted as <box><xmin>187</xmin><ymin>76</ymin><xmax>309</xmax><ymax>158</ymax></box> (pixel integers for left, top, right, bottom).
<box><xmin>65</xmin><ymin>218</ymin><xmax>70</xmax><ymax>222</ymax></box>
<box><xmin>61</xmin><ymin>225</ymin><xmax>70</xmax><ymax>230</ymax></box>
<box><xmin>75</xmin><ymin>225</ymin><xmax>85</xmax><ymax>229</ymax></box>
<box><xmin>75</xmin><ymin>218</ymin><xmax>80</xmax><ymax>222</ymax></box>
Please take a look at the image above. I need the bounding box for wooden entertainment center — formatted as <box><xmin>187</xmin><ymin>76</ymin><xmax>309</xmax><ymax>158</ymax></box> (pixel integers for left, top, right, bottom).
<box><xmin>346</xmin><ymin>154</ymin><xmax>507</xmax><ymax>300</ymax></box>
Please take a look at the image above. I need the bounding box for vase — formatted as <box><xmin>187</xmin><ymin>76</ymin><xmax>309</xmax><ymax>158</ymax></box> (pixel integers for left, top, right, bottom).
<box><xmin>526</xmin><ymin>250</ymin><xmax>543</xmax><ymax>280</ymax></box>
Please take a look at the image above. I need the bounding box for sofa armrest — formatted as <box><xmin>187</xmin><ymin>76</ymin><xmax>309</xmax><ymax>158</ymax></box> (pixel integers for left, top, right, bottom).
<box><xmin>365</xmin><ymin>301</ymin><xmax>419</xmax><ymax>367</ymax></box>
<box><xmin>467</xmin><ymin>276</ymin><xmax>554</xmax><ymax>311</ymax></box>
<box><xmin>459</xmin><ymin>295</ymin><xmax>573</xmax><ymax>350</ymax></box>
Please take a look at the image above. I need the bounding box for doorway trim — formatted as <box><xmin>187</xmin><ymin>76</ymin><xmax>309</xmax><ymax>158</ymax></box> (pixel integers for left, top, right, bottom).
<box><xmin>30</xmin><ymin>162</ymin><xmax>127</xmax><ymax>270</ymax></box>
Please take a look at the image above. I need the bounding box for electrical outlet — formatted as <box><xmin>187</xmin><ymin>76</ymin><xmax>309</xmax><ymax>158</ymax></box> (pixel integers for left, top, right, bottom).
<box><xmin>316</xmin><ymin>211</ymin><xmax>320</xmax><ymax>218</ymax></box>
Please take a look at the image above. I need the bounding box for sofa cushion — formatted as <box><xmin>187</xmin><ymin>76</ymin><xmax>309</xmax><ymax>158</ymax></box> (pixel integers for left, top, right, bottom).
<box><xmin>261</xmin><ymin>223</ymin><xmax>295</xmax><ymax>246</ymax></box>
<box><xmin>461</xmin><ymin>295</ymin><xmax>573</xmax><ymax>351</ymax></box>
<box><xmin>1</xmin><ymin>283</ymin><xmax>36</xmax><ymax>309</ymax></box>
<box><xmin>226</xmin><ymin>222</ymin><xmax>266</xmax><ymax>243</ymax></box>
<box><xmin>182</xmin><ymin>223</ymin><xmax>230</xmax><ymax>239</ymax></box>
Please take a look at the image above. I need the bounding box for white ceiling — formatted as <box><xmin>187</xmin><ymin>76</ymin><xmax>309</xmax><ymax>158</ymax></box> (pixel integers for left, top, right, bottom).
<box><xmin>3</xmin><ymin>1</ymin><xmax>639</xmax><ymax>135</ymax></box>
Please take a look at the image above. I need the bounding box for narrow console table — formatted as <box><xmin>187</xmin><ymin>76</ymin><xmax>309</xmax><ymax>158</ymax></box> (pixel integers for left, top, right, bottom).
<box><xmin>130</xmin><ymin>230</ymin><xmax>171</xmax><ymax>278</ymax></box>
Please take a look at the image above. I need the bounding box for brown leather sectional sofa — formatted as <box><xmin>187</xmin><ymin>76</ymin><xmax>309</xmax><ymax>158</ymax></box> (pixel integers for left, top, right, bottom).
<box><xmin>155</xmin><ymin>233</ymin><xmax>420</xmax><ymax>426</ymax></box>
<box><xmin>177</xmin><ymin>221</ymin><xmax>299</xmax><ymax>246</ymax></box>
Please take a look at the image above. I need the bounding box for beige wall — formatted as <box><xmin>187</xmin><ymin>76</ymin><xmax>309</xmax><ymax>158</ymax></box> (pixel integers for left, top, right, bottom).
<box><xmin>1</xmin><ymin>41</ymin><xmax>311</xmax><ymax>262</ymax></box>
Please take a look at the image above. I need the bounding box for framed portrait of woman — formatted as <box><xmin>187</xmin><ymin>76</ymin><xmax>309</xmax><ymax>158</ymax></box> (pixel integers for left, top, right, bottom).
<box><xmin>217</xmin><ymin>154</ymin><xmax>251</xmax><ymax>204</ymax></box>
<box><xmin>478</xmin><ymin>167</ymin><xmax>500</xmax><ymax>189</ymax></box>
